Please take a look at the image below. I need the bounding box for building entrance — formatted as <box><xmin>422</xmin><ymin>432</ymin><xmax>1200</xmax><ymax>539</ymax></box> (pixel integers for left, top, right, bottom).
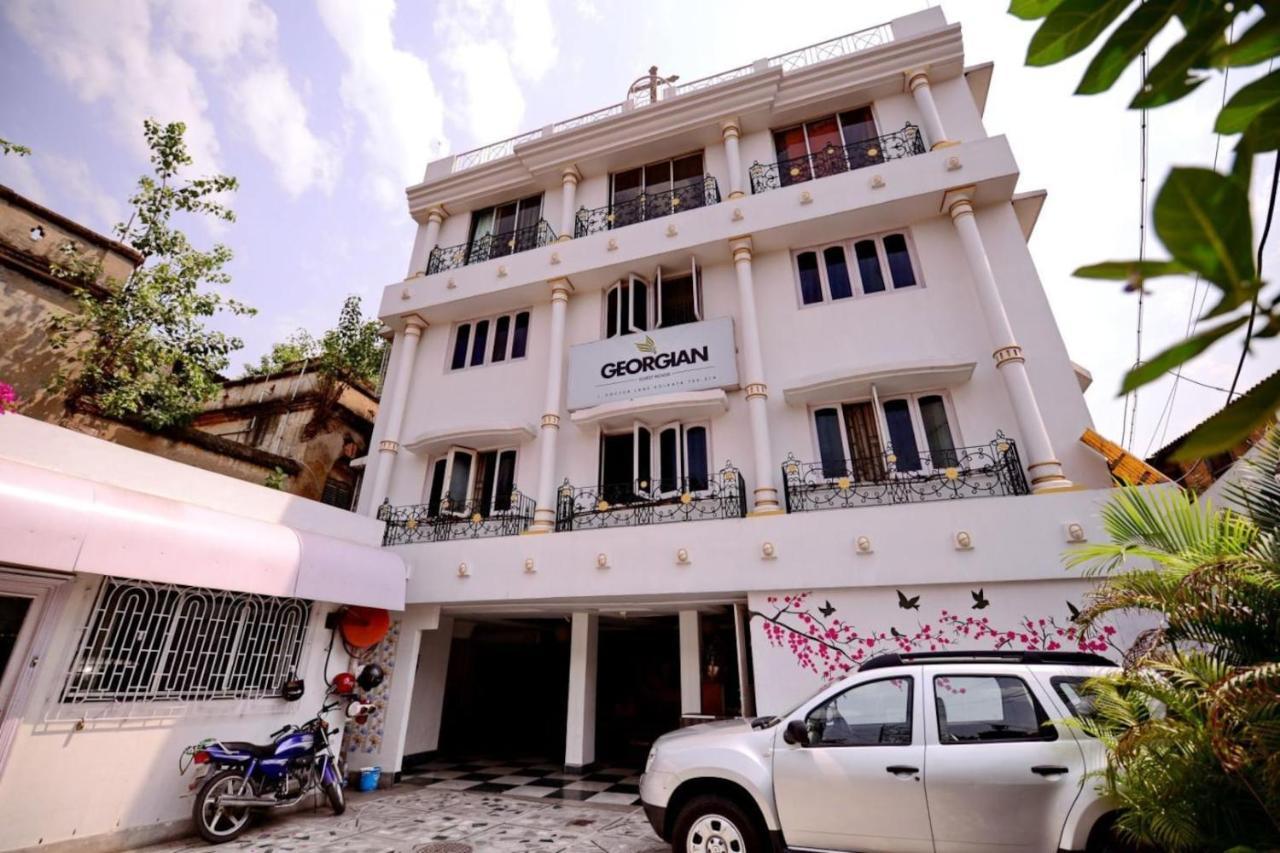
<box><xmin>436</xmin><ymin>618</ymin><xmax>570</xmax><ymax>763</ymax></box>
<box><xmin>595</xmin><ymin>614</ymin><xmax>680</xmax><ymax>766</ymax></box>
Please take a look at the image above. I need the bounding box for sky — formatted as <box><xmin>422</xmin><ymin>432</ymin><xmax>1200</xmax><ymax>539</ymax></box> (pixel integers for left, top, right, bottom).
<box><xmin>1</xmin><ymin>0</ymin><xmax>1277</xmax><ymax>458</ymax></box>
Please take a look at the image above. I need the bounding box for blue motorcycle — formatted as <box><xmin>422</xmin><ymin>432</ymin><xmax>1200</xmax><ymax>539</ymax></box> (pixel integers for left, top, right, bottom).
<box><xmin>181</xmin><ymin>701</ymin><xmax>348</xmax><ymax>843</ymax></box>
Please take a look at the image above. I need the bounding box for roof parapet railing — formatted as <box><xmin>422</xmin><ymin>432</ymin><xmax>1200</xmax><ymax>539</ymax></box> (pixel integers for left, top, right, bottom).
<box><xmin>447</xmin><ymin>22</ymin><xmax>896</xmax><ymax>174</ymax></box>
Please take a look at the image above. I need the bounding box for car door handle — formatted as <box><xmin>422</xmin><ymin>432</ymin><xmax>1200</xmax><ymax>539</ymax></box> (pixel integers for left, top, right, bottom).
<box><xmin>1031</xmin><ymin>765</ymin><xmax>1069</xmax><ymax>776</ymax></box>
<box><xmin>885</xmin><ymin>765</ymin><xmax>919</xmax><ymax>776</ymax></box>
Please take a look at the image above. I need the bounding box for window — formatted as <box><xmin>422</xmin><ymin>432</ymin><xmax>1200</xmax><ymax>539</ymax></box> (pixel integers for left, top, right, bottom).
<box><xmin>803</xmin><ymin>676</ymin><xmax>912</xmax><ymax>746</ymax></box>
<box><xmin>611</xmin><ymin>152</ymin><xmax>706</xmax><ymax>227</ymax></box>
<box><xmin>1051</xmin><ymin>676</ymin><xmax>1097</xmax><ymax>721</ymax></box>
<box><xmin>450</xmin><ymin>310</ymin><xmax>531</xmax><ymax>370</ymax></box>
<box><xmin>811</xmin><ymin>394</ymin><xmax>955</xmax><ymax>477</ymax></box>
<box><xmin>61</xmin><ymin>578</ymin><xmax>310</xmax><ymax>704</ymax></box>
<box><xmin>424</xmin><ymin>447</ymin><xmax>520</xmax><ymax>516</ymax></box>
<box><xmin>772</xmin><ymin>106</ymin><xmax>879</xmax><ymax>186</ymax></box>
<box><xmin>934</xmin><ymin>675</ymin><xmax>1057</xmax><ymax>743</ymax></box>
<box><xmin>468</xmin><ymin>193</ymin><xmax>544</xmax><ymax>262</ymax></box>
<box><xmin>320</xmin><ymin>477</ymin><xmax>354</xmax><ymax>510</ymax></box>
<box><xmin>793</xmin><ymin>232</ymin><xmax>917</xmax><ymax>306</ymax></box>
<box><xmin>605</xmin><ymin>259</ymin><xmax>702</xmax><ymax>337</ymax></box>
<box><xmin>599</xmin><ymin>421</ymin><xmax>711</xmax><ymax>499</ymax></box>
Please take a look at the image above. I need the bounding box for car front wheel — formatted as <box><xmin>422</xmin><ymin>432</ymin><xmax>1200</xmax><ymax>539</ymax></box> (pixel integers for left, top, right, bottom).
<box><xmin>672</xmin><ymin>794</ymin><xmax>765</xmax><ymax>853</ymax></box>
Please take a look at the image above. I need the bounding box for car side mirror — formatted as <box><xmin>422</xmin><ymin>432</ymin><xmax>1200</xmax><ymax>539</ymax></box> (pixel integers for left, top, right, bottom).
<box><xmin>783</xmin><ymin>719</ymin><xmax>810</xmax><ymax>746</ymax></box>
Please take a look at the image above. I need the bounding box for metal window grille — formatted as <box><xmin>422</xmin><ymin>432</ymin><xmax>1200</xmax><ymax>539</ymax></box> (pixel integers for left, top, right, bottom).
<box><xmin>59</xmin><ymin>578</ymin><xmax>311</xmax><ymax>710</ymax></box>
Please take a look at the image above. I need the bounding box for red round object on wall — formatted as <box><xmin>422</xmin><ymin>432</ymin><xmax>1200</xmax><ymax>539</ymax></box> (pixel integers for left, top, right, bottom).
<box><xmin>331</xmin><ymin>672</ymin><xmax>356</xmax><ymax>695</ymax></box>
<box><xmin>340</xmin><ymin>606</ymin><xmax>391</xmax><ymax>648</ymax></box>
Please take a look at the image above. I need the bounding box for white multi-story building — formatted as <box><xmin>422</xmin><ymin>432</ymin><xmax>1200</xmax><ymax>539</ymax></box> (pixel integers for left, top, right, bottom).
<box><xmin>356</xmin><ymin>8</ymin><xmax>1129</xmax><ymax>779</ymax></box>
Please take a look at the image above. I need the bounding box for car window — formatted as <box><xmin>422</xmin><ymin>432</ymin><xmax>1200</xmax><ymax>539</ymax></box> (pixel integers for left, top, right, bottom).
<box><xmin>1051</xmin><ymin>676</ymin><xmax>1097</xmax><ymax>721</ymax></box>
<box><xmin>804</xmin><ymin>676</ymin><xmax>912</xmax><ymax>746</ymax></box>
<box><xmin>934</xmin><ymin>675</ymin><xmax>1056</xmax><ymax>743</ymax></box>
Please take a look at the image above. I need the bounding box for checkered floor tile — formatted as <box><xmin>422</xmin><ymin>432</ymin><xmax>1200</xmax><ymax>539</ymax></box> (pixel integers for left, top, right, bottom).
<box><xmin>401</xmin><ymin>759</ymin><xmax>643</xmax><ymax>805</ymax></box>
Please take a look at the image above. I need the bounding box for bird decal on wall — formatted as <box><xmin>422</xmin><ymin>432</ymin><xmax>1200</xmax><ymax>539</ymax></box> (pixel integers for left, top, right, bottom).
<box><xmin>818</xmin><ymin>600</ymin><xmax>836</xmax><ymax>618</ymax></box>
<box><xmin>971</xmin><ymin>588</ymin><xmax>990</xmax><ymax>610</ymax></box>
<box><xmin>896</xmin><ymin>590</ymin><xmax>920</xmax><ymax>610</ymax></box>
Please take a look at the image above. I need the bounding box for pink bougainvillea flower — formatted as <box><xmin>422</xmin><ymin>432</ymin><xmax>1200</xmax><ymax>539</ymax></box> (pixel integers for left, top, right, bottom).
<box><xmin>0</xmin><ymin>381</ymin><xmax>17</xmax><ymax>414</ymax></box>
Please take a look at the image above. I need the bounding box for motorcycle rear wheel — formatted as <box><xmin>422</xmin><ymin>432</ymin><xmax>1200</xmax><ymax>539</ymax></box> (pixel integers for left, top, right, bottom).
<box><xmin>194</xmin><ymin>769</ymin><xmax>255</xmax><ymax>844</ymax></box>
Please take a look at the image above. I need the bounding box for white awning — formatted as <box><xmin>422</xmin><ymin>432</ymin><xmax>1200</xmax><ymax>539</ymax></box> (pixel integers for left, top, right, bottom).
<box><xmin>0</xmin><ymin>458</ymin><xmax>406</xmax><ymax>610</ymax></box>
<box><xmin>569</xmin><ymin>389</ymin><xmax>730</xmax><ymax>431</ymax></box>
<box><xmin>404</xmin><ymin>422</ymin><xmax>537</xmax><ymax>456</ymax></box>
<box><xmin>782</xmin><ymin>361</ymin><xmax>976</xmax><ymax>406</ymax></box>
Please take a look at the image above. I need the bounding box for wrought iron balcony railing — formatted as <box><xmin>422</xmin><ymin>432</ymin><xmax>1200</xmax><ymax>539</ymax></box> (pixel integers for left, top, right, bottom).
<box><xmin>575</xmin><ymin>175</ymin><xmax>720</xmax><ymax>238</ymax></box>
<box><xmin>426</xmin><ymin>220</ymin><xmax>557</xmax><ymax>275</ymax></box>
<box><xmin>555</xmin><ymin>463</ymin><xmax>746</xmax><ymax>531</ymax></box>
<box><xmin>748</xmin><ymin>124</ymin><xmax>926</xmax><ymax>195</ymax></box>
<box><xmin>378</xmin><ymin>490</ymin><xmax>535</xmax><ymax>545</ymax></box>
<box><xmin>780</xmin><ymin>435</ymin><xmax>1029</xmax><ymax>514</ymax></box>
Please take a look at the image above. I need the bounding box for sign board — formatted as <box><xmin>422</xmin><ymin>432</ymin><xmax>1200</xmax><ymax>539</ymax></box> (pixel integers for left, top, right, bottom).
<box><xmin>566</xmin><ymin>317</ymin><xmax>739</xmax><ymax>411</ymax></box>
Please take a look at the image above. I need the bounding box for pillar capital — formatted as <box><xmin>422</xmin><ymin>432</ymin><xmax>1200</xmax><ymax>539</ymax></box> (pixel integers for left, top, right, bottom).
<box><xmin>423</xmin><ymin>205</ymin><xmax>448</xmax><ymax>225</ymax></box>
<box><xmin>905</xmin><ymin>68</ymin><xmax>931</xmax><ymax>93</ymax></box>
<box><xmin>548</xmin><ymin>277</ymin><xmax>574</xmax><ymax>301</ymax></box>
<box><xmin>403</xmin><ymin>315</ymin><xmax>429</xmax><ymax>336</ymax></box>
<box><xmin>719</xmin><ymin>118</ymin><xmax>742</xmax><ymax>140</ymax></box>
<box><xmin>560</xmin><ymin>164</ymin><xmax>583</xmax><ymax>185</ymax></box>
<box><xmin>941</xmin><ymin>185</ymin><xmax>977</xmax><ymax>220</ymax></box>
<box><xmin>729</xmin><ymin>235</ymin><xmax>753</xmax><ymax>263</ymax></box>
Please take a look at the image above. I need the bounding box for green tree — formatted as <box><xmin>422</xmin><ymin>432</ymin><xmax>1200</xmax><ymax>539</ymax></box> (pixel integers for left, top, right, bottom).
<box><xmin>48</xmin><ymin>119</ymin><xmax>254</xmax><ymax>429</ymax></box>
<box><xmin>1066</xmin><ymin>431</ymin><xmax>1280</xmax><ymax>850</ymax></box>
<box><xmin>1</xmin><ymin>137</ymin><xmax>31</xmax><ymax>157</ymax></box>
<box><xmin>246</xmin><ymin>295</ymin><xmax>385</xmax><ymax>389</ymax></box>
<box><xmin>1011</xmin><ymin>1</ymin><xmax>1279</xmax><ymax>460</ymax></box>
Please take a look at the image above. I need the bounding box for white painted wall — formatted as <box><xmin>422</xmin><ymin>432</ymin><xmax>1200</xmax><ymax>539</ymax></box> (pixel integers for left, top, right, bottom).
<box><xmin>746</xmin><ymin>577</ymin><xmax>1146</xmax><ymax>715</ymax></box>
<box><xmin>403</xmin><ymin>616</ymin><xmax>455</xmax><ymax>758</ymax></box>
<box><xmin>0</xmin><ymin>575</ymin><xmax>348</xmax><ymax>851</ymax></box>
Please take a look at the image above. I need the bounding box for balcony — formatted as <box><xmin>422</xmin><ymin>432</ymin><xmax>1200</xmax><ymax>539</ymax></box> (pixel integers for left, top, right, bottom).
<box><xmin>555</xmin><ymin>463</ymin><xmax>746</xmax><ymax>531</ymax></box>
<box><xmin>749</xmin><ymin>124</ymin><xmax>926</xmax><ymax>195</ymax></box>
<box><xmin>426</xmin><ymin>220</ymin><xmax>557</xmax><ymax>275</ymax></box>
<box><xmin>780</xmin><ymin>435</ymin><xmax>1029</xmax><ymax>513</ymax></box>
<box><xmin>574</xmin><ymin>176</ymin><xmax>721</xmax><ymax>238</ymax></box>
<box><xmin>378</xmin><ymin>490</ymin><xmax>535</xmax><ymax>545</ymax></box>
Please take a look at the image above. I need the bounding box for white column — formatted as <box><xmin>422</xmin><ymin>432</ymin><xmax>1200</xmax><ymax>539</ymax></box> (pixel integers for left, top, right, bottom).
<box><xmin>368</xmin><ymin>316</ymin><xmax>426</xmax><ymax>508</ymax></box>
<box><xmin>944</xmin><ymin>189</ymin><xmax>1071</xmax><ymax>493</ymax></box>
<box><xmin>407</xmin><ymin>206</ymin><xmax>447</xmax><ymax>277</ymax></box>
<box><xmin>730</xmin><ymin>236</ymin><xmax>782</xmax><ymax>514</ymax></box>
<box><xmin>530</xmin><ymin>278</ymin><xmax>573</xmax><ymax>533</ymax></box>
<box><xmin>905</xmin><ymin>69</ymin><xmax>954</xmax><ymax>150</ymax></box>
<box><xmin>403</xmin><ymin>616</ymin><xmax>454</xmax><ymax>759</ymax></box>
<box><xmin>558</xmin><ymin>166</ymin><xmax>581</xmax><ymax>241</ymax></box>
<box><xmin>564</xmin><ymin>611</ymin><xmax>598</xmax><ymax>770</ymax></box>
<box><xmin>679</xmin><ymin>610</ymin><xmax>702</xmax><ymax>716</ymax></box>
<box><xmin>720</xmin><ymin>119</ymin><xmax>744</xmax><ymax>200</ymax></box>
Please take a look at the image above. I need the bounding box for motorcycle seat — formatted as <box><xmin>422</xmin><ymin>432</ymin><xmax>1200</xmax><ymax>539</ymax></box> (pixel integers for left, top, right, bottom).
<box><xmin>216</xmin><ymin>741</ymin><xmax>279</xmax><ymax>758</ymax></box>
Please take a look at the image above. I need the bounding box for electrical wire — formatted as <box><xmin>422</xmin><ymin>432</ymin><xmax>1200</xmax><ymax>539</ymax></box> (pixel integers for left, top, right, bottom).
<box><xmin>1228</xmin><ymin>150</ymin><xmax>1280</xmax><ymax>400</ymax></box>
<box><xmin>1144</xmin><ymin>31</ymin><xmax>1235</xmax><ymax>455</ymax></box>
<box><xmin>1123</xmin><ymin>46</ymin><xmax>1151</xmax><ymax>452</ymax></box>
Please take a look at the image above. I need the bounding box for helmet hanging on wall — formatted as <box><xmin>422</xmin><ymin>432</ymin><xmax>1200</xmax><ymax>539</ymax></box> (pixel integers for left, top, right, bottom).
<box><xmin>357</xmin><ymin>663</ymin><xmax>385</xmax><ymax>691</ymax></box>
<box><xmin>331</xmin><ymin>671</ymin><xmax>356</xmax><ymax>695</ymax></box>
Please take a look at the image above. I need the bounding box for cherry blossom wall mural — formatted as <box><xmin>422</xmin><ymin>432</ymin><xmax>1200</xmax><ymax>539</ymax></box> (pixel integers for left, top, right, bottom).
<box><xmin>750</xmin><ymin>588</ymin><xmax>1120</xmax><ymax>683</ymax></box>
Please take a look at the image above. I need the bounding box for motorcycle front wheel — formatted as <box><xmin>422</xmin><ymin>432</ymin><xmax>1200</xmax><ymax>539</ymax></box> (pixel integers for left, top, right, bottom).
<box><xmin>323</xmin><ymin>776</ymin><xmax>345</xmax><ymax>815</ymax></box>
<box><xmin>193</xmin><ymin>768</ymin><xmax>255</xmax><ymax>844</ymax></box>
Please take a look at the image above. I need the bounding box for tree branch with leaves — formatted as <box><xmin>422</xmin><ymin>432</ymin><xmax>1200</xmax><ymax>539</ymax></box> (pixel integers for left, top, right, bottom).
<box><xmin>47</xmin><ymin>120</ymin><xmax>255</xmax><ymax>430</ymax></box>
<box><xmin>1012</xmin><ymin>0</ymin><xmax>1280</xmax><ymax>459</ymax></box>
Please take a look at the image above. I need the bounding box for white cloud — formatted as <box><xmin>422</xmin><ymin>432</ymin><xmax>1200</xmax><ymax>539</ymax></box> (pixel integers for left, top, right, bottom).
<box><xmin>0</xmin><ymin>155</ymin><xmax>47</xmax><ymax>204</ymax></box>
<box><xmin>230</xmin><ymin>65</ymin><xmax>340</xmax><ymax>196</ymax></box>
<box><xmin>166</xmin><ymin>0</ymin><xmax>339</xmax><ymax>197</ymax></box>
<box><xmin>431</xmin><ymin>0</ymin><xmax>560</xmax><ymax>147</ymax></box>
<box><xmin>41</xmin><ymin>155</ymin><xmax>124</xmax><ymax>234</ymax></box>
<box><xmin>164</xmin><ymin>0</ymin><xmax>277</xmax><ymax>65</ymax></box>
<box><xmin>318</xmin><ymin>0</ymin><xmax>448</xmax><ymax>209</ymax></box>
<box><xmin>4</xmin><ymin>0</ymin><xmax>223</xmax><ymax>175</ymax></box>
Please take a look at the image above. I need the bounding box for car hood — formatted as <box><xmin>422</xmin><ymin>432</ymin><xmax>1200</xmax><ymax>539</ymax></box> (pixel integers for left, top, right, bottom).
<box><xmin>654</xmin><ymin>717</ymin><xmax>768</xmax><ymax>749</ymax></box>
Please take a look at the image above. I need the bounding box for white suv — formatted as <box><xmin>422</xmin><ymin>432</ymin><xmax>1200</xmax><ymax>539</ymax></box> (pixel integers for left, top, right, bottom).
<box><xmin>640</xmin><ymin>651</ymin><xmax>1122</xmax><ymax>853</ymax></box>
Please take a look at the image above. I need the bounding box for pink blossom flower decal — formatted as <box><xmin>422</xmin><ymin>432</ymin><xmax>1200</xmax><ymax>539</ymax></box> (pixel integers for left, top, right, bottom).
<box><xmin>751</xmin><ymin>590</ymin><xmax>1118</xmax><ymax>682</ymax></box>
<box><xmin>0</xmin><ymin>382</ymin><xmax>16</xmax><ymax>415</ymax></box>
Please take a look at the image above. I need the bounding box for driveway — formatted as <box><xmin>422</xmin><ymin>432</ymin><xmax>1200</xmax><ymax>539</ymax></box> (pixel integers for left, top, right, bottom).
<box><xmin>136</xmin><ymin>786</ymin><xmax>668</xmax><ymax>852</ymax></box>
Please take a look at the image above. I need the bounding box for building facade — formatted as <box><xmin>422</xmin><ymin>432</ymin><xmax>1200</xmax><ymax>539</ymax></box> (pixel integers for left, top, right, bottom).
<box><xmin>354</xmin><ymin>8</ymin><xmax>1129</xmax><ymax>778</ymax></box>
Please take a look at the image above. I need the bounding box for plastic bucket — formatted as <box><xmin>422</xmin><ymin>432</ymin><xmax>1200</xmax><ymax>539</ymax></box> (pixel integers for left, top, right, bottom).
<box><xmin>357</xmin><ymin>766</ymin><xmax>380</xmax><ymax>792</ymax></box>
